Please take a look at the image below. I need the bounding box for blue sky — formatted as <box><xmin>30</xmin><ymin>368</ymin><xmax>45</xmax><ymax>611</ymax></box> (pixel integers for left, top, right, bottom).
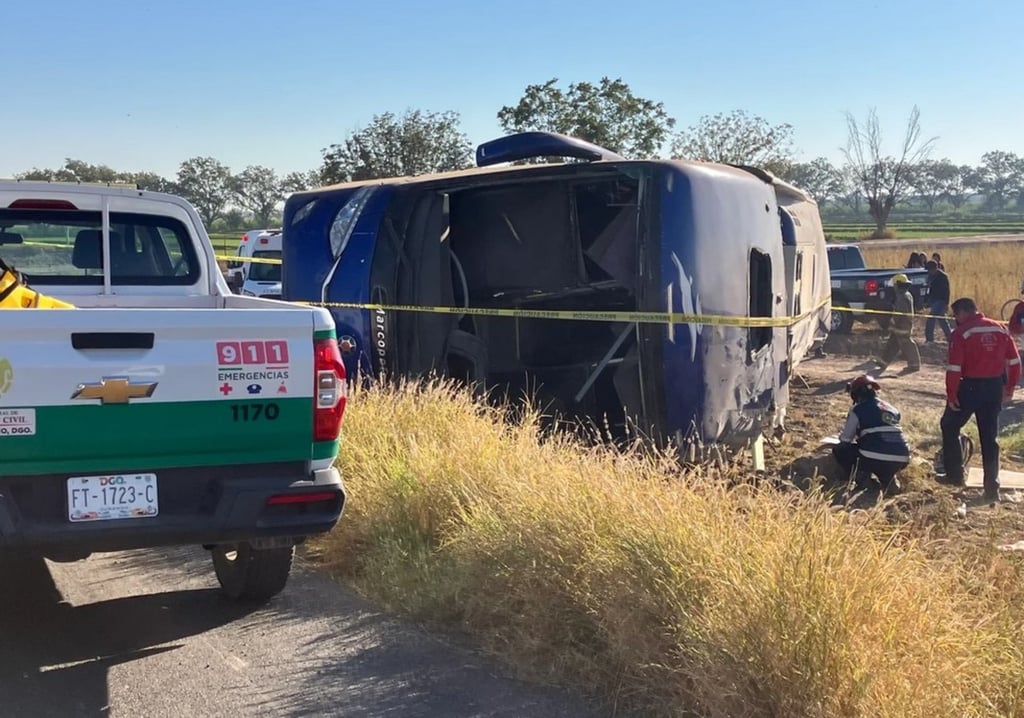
<box><xmin>3</xmin><ymin>0</ymin><xmax>1020</xmax><ymax>178</ymax></box>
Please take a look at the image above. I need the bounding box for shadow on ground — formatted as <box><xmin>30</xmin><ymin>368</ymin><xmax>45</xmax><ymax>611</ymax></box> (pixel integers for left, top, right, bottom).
<box><xmin>0</xmin><ymin>548</ymin><xmax>597</xmax><ymax>718</ymax></box>
<box><xmin>0</xmin><ymin>554</ymin><xmax>254</xmax><ymax>717</ymax></box>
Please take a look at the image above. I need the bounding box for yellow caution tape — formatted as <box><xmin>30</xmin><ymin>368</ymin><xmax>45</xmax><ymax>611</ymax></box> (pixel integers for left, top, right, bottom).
<box><xmin>207</xmin><ymin>252</ymin><xmax>958</xmax><ymax>324</ymax></box>
<box><xmin>292</xmin><ymin>295</ymin><xmax>834</xmax><ymax>328</ymax></box>
<box><xmin>213</xmin><ymin>254</ymin><xmax>282</xmax><ymax>265</ymax></box>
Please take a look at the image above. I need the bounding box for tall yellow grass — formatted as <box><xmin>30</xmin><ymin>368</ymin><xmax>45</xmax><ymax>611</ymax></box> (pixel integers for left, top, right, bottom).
<box><xmin>862</xmin><ymin>242</ymin><xmax>1024</xmax><ymax>318</ymax></box>
<box><xmin>315</xmin><ymin>378</ymin><xmax>1024</xmax><ymax>717</ymax></box>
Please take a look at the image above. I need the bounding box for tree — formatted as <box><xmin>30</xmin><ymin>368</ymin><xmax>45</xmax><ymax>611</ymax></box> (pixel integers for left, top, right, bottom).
<box><xmin>282</xmin><ymin>170</ymin><xmax>319</xmax><ymax>194</ymax></box>
<box><xmin>16</xmin><ymin>158</ymin><xmax>117</xmax><ymax>183</ymax></box>
<box><xmin>945</xmin><ymin>165</ymin><xmax>978</xmax><ymax>210</ymax></box>
<box><xmin>670</xmin><ymin>110</ymin><xmax>795</xmax><ymax>174</ymax></box>
<box><xmin>15</xmin><ymin>167</ymin><xmax>57</xmax><ymax>181</ymax></box>
<box><xmin>320</xmin><ymin>109</ymin><xmax>473</xmax><ymax>184</ymax></box>
<box><xmin>123</xmin><ymin>171</ymin><xmax>176</xmax><ymax>193</ymax></box>
<box><xmin>54</xmin><ymin>159</ymin><xmax>120</xmax><ymax>183</ymax></box>
<box><xmin>842</xmin><ymin>106</ymin><xmax>936</xmax><ymax>237</ymax></box>
<box><xmin>907</xmin><ymin>159</ymin><xmax>957</xmax><ymax>211</ymax></box>
<box><xmin>780</xmin><ymin>157</ymin><xmax>845</xmax><ymax>206</ymax></box>
<box><xmin>976</xmin><ymin>151</ymin><xmax>1024</xmax><ymax>211</ymax></box>
<box><xmin>230</xmin><ymin>165</ymin><xmax>283</xmax><ymax>227</ymax></box>
<box><xmin>497</xmin><ymin>77</ymin><xmax>675</xmax><ymax>159</ymax></box>
<box><xmin>834</xmin><ymin>164</ymin><xmax>864</xmax><ymax>214</ymax></box>
<box><xmin>216</xmin><ymin>209</ymin><xmax>250</xmax><ymax>232</ymax></box>
<box><xmin>907</xmin><ymin>159</ymin><xmax>979</xmax><ymax>211</ymax></box>
<box><xmin>15</xmin><ymin>160</ymin><xmax>175</xmax><ymax>192</ymax></box>
<box><xmin>176</xmin><ymin>156</ymin><xmax>233</xmax><ymax>228</ymax></box>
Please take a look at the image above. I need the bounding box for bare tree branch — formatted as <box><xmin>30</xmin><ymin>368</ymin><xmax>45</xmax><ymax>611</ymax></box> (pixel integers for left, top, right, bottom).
<box><xmin>841</xmin><ymin>105</ymin><xmax>936</xmax><ymax>237</ymax></box>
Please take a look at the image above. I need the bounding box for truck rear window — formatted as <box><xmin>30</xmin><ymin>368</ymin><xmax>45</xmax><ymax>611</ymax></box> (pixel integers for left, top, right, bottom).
<box><xmin>826</xmin><ymin>247</ymin><xmax>860</xmax><ymax>271</ymax></box>
<box><xmin>0</xmin><ymin>209</ymin><xmax>200</xmax><ymax>285</ymax></box>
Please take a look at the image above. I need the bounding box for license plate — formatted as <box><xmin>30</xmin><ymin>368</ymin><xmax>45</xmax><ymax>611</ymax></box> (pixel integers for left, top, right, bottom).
<box><xmin>66</xmin><ymin>473</ymin><xmax>159</xmax><ymax>523</ymax></box>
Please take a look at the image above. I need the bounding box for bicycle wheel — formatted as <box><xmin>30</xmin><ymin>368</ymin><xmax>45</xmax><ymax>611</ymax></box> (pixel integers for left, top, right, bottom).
<box><xmin>1001</xmin><ymin>298</ymin><xmax>1021</xmax><ymax>322</ymax></box>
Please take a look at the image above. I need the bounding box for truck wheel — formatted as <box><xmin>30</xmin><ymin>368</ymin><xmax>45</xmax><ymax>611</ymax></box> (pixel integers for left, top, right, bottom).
<box><xmin>212</xmin><ymin>542</ymin><xmax>294</xmax><ymax>602</ymax></box>
<box><xmin>830</xmin><ymin>300</ymin><xmax>853</xmax><ymax>334</ymax></box>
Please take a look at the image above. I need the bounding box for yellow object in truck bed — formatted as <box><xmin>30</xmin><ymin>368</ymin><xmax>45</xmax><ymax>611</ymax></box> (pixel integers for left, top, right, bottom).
<box><xmin>0</xmin><ymin>260</ymin><xmax>74</xmax><ymax>309</ymax></box>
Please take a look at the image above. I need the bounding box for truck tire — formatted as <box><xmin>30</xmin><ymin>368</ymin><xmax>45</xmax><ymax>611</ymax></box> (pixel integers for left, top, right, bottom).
<box><xmin>212</xmin><ymin>542</ymin><xmax>294</xmax><ymax>602</ymax></box>
<box><xmin>830</xmin><ymin>299</ymin><xmax>853</xmax><ymax>334</ymax></box>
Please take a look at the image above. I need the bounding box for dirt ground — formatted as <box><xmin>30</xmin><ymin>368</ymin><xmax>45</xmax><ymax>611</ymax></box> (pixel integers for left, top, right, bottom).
<box><xmin>769</xmin><ymin>323</ymin><xmax>1024</xmax><ymax>554</ymax></box>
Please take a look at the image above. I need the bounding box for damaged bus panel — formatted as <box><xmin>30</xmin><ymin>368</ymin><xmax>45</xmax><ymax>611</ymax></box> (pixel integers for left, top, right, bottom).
<box><xmin>281</xmin><ymin>132</ymin><xmax>831</xmax><ymax>447</ymax></box>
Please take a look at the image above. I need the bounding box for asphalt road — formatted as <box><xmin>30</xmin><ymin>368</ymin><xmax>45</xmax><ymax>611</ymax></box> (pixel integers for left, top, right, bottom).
<box><xmin>0</xmin><ymin>548</ymin><xmax>601</xmax><ymax>718</ymax></box>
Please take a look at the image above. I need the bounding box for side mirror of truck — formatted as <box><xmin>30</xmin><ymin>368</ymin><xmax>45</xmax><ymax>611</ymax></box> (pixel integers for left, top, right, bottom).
<box><xmin>226</xmin><ymin>271</ymin><xmax>243</xmax><ymax>293</ymax></box>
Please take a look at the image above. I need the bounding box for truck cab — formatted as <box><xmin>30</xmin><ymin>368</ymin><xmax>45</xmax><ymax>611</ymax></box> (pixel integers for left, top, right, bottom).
<box><xmin>0</xmin><ymin>184</ymin><xmax>345</xmax><ymax>602</ymax></box>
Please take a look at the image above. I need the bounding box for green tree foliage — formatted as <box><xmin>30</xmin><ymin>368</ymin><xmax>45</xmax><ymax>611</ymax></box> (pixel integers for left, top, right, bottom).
<box><xmin>15</xmin><ymin>159</ymin><xmax>176</xmax><ymax>192</ymax></box>
<box><xmin>976</xmin><ymin>151</ymin><xmax>1024</xmax><ymax>210</ymax></box>
<box><xmin>282</xmin><ymin>169</ymin><xmax>320</xmax><ymax>194</ymax></box>
<box><xmin>125</xmin><ymin>171</ymin><xmax>177</xmax><ymax>193</ymax></box>
<box><xmin>320</xmin><ymin>109</ymin><xmax>473</xmax><ymax>184</ymax></box>
<box><xmin>671</xmin><ymin>110</ymin><xmax>795</xmax><ymax>175</ymax></box>
<box><xmin>907</xmin><ymin>159</ymin><xmax>976</xmax><ymax>211</ymax></box>
<box><xmin>230</xmin><ymin>165</ymin><xmax>283</xmax><ymax>227</ymax></box>
<box><xmin>176</xmin><ymin>156</ymin><xmax>233</xmax><ymax>228</ymax></box>
<box><xmin>497</xmin><ymin>77</ymin><xmax>675</xmax><ymax>159</ymax></box>
<box><xmin>780</xmin><ymin>157</ymin><xmax>845</xmax><ymax>206</ymax></box>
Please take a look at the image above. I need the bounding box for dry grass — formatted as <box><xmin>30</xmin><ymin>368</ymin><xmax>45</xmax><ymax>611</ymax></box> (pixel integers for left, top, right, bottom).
<box><xmin>862</xmin><ymin>243</ymin><xmax>1024</xmax><ymax>319</ymax></box>
<box><xmin>313</xmin><ymin>377</ymin><xmax>1024</xmax><ymax>718</ymax></box>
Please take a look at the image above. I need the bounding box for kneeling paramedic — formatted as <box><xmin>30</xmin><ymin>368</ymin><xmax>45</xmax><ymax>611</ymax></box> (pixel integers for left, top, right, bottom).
<box><xmin>833</xmin><ymin>375</ymin><xmax>911</xmax><ymax>493</ymax></box>
<box><xmin>941</xmin><ymin>297</ymin><xmax>1021</xmax><ymax>501</ymax></box>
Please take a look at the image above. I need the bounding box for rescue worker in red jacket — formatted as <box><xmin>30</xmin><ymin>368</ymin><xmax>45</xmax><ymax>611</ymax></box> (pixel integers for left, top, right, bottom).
<box><xmin>940</xmin><ymin>297</ymin><xmax>1021</xmax><ymax>501</ymax></box>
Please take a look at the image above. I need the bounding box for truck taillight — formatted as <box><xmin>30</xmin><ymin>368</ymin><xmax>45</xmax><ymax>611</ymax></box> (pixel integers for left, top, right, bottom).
<box><xmin>865</xmin><ymin>279</ymin><xmax>878</xmax><ymax>295</ymax></box>
<box><xmin>8</xmin><ymin>199</ymin><xmax>78</xmax><ymax>210</ymax></box>
<box><xmin>313</xmin><ymin>337</ymin><xmax>346</xmax><ymax>442</ymax></box>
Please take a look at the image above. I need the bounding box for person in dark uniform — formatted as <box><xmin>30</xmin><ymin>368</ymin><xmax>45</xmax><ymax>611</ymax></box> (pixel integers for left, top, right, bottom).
<box><xmin>832</xmin><ymin>374</ymin><xmax>911</xmax><ymax>494</ymax></box>
<box><xmin>924</xmin><ymin>260</ymin><xmax>952</xmax><ymax>343</ymax></box>
<box><xmin>940</xmin><ymin>297</ymin><xmax>1022</xmax><ymax>502</ymax></box>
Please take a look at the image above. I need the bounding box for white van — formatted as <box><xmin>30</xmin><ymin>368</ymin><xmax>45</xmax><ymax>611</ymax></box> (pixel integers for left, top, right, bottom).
<box><xmin>239</xmin><ymin>231</ymin><xmax>282</xmax><ymax>299</ymax></box>
<box><xmin>225</xmin><ymin>228</ymin><xmax>280</xmax><ymax>290</ymax></box>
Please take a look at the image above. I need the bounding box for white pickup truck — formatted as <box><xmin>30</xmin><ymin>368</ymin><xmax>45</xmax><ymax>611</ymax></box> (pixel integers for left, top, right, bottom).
<box><xmin>0</xmin><ymin>182</ymin><xmax>347</xmax><ymax>601</ymax></box>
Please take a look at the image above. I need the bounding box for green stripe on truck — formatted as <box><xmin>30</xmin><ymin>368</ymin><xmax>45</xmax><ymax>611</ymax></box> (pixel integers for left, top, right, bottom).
<box><xmin>0</xmin><ymin>398</ymin><xmax>329</xmax><ymax>477</ymax></box>
<box><xmin>314</xmin><ymin>328</ymin><xmax>336</xmax><ymax>340</ymax></box>
<box><xmin>312</xmin><ymin>439</ymin><xmax>340</xmax><ymax>461</ymax></box>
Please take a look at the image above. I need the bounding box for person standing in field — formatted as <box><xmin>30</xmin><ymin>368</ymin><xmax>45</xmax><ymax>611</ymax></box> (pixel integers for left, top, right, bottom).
<box><xmin>931</xmin><ymin>252</ymin><xmax>945</xmax><ymax>271</ymax></box>
<box><xmin>939</xmin><ymin>297</ymin><xmax>1021</xmax><ymax>503</ymax></box>
<box><xmin>924</xmin><ymin>260</ymin><xmax>952</xmax><ymax>343</ymax></box>
<box><xmin>876</xmin><ymin>274</ymin><xmax>921</xmax><ymax>375</ymax></box>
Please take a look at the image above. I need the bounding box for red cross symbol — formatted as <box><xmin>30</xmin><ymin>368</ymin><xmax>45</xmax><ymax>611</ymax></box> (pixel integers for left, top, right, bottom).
<box><xmin>219</xmin><ymin>382</ymin><xmax>233</xmax><ymax>396</ymax></box>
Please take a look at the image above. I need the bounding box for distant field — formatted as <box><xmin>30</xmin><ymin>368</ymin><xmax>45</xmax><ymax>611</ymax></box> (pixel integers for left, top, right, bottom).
<box><xmin>823</xmin><ymin>221</ymin><xmax>1024</xmax><ymax>241</ymax></box>
<box><xmin>862</xmin><ymin>242</ymin><xmax>1024</xmax><ymax>319</ymax></box>
<box><xmin>208</xmin><ymin>233</ymin><xmax>237</xmax><ymax>256</ymax></box>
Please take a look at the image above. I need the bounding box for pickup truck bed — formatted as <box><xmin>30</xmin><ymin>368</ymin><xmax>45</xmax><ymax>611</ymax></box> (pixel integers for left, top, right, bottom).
<box><xmin>827</xmin><ymin>244</ymin><xmax>929</xmax><ymax>333</ymax></box>
<box><xmin>0</xmin><ymin>183</ymin><xmax>347</xmax><ymax>601</ymax></box>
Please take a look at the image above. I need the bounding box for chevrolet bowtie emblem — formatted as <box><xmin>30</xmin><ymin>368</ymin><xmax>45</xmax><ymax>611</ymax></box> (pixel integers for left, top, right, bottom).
<box><xmin>71</xmin><ymin>376</ymin><xmax>158</xmax><ymax>404</ymax></box>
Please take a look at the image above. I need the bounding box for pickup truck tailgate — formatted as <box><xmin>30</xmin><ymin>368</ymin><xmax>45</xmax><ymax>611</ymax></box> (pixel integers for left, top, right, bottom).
<box><xmin>0</xmin><ymin>309</ymin><xmax>320</xmax><ymax>477</ymax></box>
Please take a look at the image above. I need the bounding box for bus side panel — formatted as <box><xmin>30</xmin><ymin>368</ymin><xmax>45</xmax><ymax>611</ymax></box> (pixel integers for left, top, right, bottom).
<box><xmin>658</xmin><ymin>169</ymin><xmax>704</xmax><ymax>441</ymax></box>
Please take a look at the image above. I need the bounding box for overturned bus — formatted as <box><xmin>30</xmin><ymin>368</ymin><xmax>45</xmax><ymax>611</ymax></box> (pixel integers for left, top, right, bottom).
<box><xmin>281</xmin><ymin>132</ymin><xmax>831</xmax><ymax>447</ymax></box>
